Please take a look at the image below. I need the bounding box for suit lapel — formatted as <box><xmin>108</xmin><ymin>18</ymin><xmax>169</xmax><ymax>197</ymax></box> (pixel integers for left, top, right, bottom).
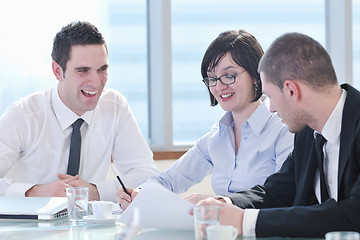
<box><xmin>294</xmin><ymin>128</ymin><xmax>318</xmax><ymax>205</ymax></box>
<box><xmin>338</xmin><ymin>84</ymin><xmax>360</xmax><ymax>189</ymax></box>
<box><xmin>303</xmin><ymin>143</ymin><xmax>319</xmax><ymax>205</ymax></box>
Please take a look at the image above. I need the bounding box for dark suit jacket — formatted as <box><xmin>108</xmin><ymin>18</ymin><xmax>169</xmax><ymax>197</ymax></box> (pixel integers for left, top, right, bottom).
<box><xmin>228</xmin><ymin>84</ymin><xmax>360</xmax><ymax>238</ymax></box>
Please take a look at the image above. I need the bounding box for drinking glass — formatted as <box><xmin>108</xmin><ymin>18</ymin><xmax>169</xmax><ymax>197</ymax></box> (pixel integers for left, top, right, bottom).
<box><xmin>193</xmin><ymin>205</ymin><xmax>220</xmax><ymax>240</ymax></box>
<box><xmin>66</xmin><ymin>187</ymin><xmax>89</xmax><ymax>224</ymax></box>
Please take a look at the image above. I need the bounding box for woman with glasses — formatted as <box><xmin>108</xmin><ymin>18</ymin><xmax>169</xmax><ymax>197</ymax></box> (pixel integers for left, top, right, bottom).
<box><xmin>117</xmin><ymin>30</ymin><xmax>294</xmax><ymax>208</ymax></box>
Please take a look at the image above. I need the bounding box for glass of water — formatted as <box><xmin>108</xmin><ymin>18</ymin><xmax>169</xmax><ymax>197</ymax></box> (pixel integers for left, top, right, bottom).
<box><xmin>326</xmin><ymin>232</ymin><xmax>360</xmax><ymax>240</ymax></box>
<box><xmin>193</xmin><ymin>205</ymin><xmax>220</xmax><ymax>240</ymax></box>
<box><xmin>66</xmin><ymin>187</ymin><xmax>89</xmax><ymax>224</ymax></box>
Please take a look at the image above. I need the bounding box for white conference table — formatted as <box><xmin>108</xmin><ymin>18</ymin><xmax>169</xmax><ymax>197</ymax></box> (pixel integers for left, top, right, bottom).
<box><xmin>0</xmin><ymin>217</ymin><xmax>325</xmax><ymax>240</ymax></box>
<box><xmin>0</xmin><ymin>218</ymin><xmax>196</xmax><ymax>240</ymax></box>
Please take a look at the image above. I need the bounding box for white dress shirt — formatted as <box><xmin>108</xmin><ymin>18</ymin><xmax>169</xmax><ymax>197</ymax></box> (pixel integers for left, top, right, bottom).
<box><xmin>242</xmin><ymin>89</ymin><xmax>347</xmax><ymax>236</ymax></box>
<box><xmin>314</xmin><ymin>89</ymin><xmax>346</xmax><ymax>201</ymax></box>
<box><xmin>150</xmin><ymin>99</ymin><xmax>294</xmax><ymax>195</ymax></box>
<box><xmin>0</xmin><ymin>87</ymin><xmax>159</xmax><ymax>201</ymax></box>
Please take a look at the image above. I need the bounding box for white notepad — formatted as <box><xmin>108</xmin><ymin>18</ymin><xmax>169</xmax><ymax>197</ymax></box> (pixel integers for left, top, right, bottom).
<box><xmin>0</xmin><ymin>197</ymin><xmax>68</xmax><ymax>220</ymax></box>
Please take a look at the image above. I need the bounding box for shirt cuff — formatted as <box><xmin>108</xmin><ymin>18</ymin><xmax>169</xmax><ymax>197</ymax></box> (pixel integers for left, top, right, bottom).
<box><xmin>6</xmin><ymin>182</ymin><xmax>35</xmax><ymax>197</ymax></box>
<box><xmin>243</xmin><ymin>209</ymin><xmax>260</xmax><ymax>237</ymax></box>
<box><xmin>214</xmin><ymin>195</ymin><xmax>233</xmax><ymax>204</ymax></box>
<box><xmin>94</xmin><ymin>180</ymin><xmax>118</xmax><ymax>202</ymax></box>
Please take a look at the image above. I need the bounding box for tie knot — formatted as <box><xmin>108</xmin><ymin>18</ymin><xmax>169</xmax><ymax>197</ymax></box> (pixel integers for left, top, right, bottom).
<box><xmin>315</xmin><ymin>133</ymin><xmax>327</xmax><ymax>149</ymax></box>
<box><xmin>72</xmin><ymin>118</ymin><xmax>84</xmax><ymax>130</ymax></box>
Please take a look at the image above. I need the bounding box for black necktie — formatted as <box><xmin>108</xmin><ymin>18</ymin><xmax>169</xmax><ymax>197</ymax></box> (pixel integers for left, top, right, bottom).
<box><xmin>67</xmin><ymin>118</ymin><xmax>84</xmax><ymax>176</ymax></box>
<box><xmin>315</xmin><ymin>133</ymin><xmax>329</xmax><ymax>202</ymax></box>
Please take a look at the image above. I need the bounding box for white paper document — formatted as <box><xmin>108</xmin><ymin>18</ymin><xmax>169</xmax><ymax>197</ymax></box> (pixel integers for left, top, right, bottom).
<box><xmin>119</xmin><ymin>181</ymin><xmax>195</xmax><ymax>230</ymax></box>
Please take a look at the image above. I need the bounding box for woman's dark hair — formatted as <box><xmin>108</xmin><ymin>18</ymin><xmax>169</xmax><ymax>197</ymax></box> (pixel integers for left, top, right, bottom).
<box><xmin>201</xmin><ymin>29</ymin><xmax>264</xmax><ymax>106</ymax></box>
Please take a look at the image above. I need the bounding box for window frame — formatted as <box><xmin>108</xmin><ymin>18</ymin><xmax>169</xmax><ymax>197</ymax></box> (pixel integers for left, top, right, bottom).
<box><xmin>147</xmin><ymin>0</ymin><xmax>354</xmax><ymax>151</ymax></box>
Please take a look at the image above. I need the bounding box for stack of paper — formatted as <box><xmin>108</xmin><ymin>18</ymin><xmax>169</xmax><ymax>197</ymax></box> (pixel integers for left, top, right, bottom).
<box><xmin>119</xmin><ymin>181</ymin><xmax>194</xmax><ymax>230</ymax></box>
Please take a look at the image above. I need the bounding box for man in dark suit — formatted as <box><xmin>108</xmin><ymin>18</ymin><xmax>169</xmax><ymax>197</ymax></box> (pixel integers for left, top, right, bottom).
<box><xmin>197</xmin><ymin>32</ymin><xmax>360</xmax><ymax>238</ymax></box>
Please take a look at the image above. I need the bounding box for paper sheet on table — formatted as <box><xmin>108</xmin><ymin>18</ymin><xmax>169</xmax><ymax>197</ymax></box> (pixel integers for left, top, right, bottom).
<box><xmin>118</xmin><ymin>181</ymin><xmax>194</xmax><ymax>230</ymax></box>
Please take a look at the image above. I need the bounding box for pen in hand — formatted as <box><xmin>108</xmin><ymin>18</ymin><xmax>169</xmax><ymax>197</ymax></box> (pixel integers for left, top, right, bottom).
<box><xmin>111</xmin><ymin>164</ymin><xmax>131</xmax><ymax>197</ymax></box>
<box><xmin>116</xmin><ymin>175</ymin><xmax>131</xmax><ymax>196</ymax></box>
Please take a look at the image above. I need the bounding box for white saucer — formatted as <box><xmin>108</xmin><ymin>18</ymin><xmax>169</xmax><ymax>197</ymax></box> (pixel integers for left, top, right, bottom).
<box><xmin>83</xmin><ymin>215</ymin><xmax>119</xmax><ymax>224</ymax></box>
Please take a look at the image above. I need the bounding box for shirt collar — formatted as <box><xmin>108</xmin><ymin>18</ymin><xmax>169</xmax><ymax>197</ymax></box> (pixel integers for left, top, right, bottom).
<box><xmin>219</xmin><ymin>111</ymin><xmax>234</xmax><ymax>130</ymax></box>
<box><xmin>247</xmin><ymin>98</ymin><xmax>273</xmax><ymax>135</ymax></box>
<box><xmin>219</xmin><ymin>98</ymin><xmax>273</xmax><ymax>135</ymax></box>
<box><xmin>314</xmin><ymin>89</ymin><xmax>346</xmax><ymax>144</ymax></box>
<box><xmin>51</xmin><ymin>86</ymin><xmax>93</xmax><ymax>130</ymax></box>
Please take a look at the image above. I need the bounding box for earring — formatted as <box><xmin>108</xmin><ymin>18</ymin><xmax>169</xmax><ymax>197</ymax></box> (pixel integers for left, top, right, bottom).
<box><xmin>212</xmin><ymin>97</ymin><xmax>217</xmax><ymax>106</ymax></box>
<box><xmin>254</xmin><ymin>84</ymin><xmax>258</xmax><ymax>95</ymax></box>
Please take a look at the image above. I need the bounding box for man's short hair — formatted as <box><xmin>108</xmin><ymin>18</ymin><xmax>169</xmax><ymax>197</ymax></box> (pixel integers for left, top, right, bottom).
<box><xmin>258</xmin><ymin>32</ymin><xmax>337</xmax><ymax>90</ymax></box>
<box><xmin>51</xmin><ymin>21</ymin><xmax>107</xmax><ymax>73</ymax></box>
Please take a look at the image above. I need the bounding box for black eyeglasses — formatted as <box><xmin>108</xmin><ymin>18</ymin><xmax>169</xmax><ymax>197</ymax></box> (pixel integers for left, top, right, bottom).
<box><xmin>202</xmin><ymin>70</ymin><xmax>246</xmax><ymax>87</ymax></box>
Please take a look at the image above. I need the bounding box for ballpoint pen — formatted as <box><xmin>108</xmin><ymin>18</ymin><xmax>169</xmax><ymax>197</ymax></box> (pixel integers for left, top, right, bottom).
<box><xmin>111</xmin><ymin>164</ymin><xmax>131</xmax><ymax>197</ymax></box>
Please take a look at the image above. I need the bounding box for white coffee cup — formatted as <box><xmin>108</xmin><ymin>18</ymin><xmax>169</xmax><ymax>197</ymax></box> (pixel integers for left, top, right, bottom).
<box><xmin>91</xmin><ymin>201</ymin><xmax>113</xmax><ymax>219</ymax></box>
<box><xmin>207</xmin><ymin>225</ymin><xmax>238</xmax><ymax>240</ymax></box>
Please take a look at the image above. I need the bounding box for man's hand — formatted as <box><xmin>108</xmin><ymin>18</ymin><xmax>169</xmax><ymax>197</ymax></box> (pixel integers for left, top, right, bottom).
<box><xmin>58</xmin><ymin>173</ymin><xmax>100</xmax><ymax>201</ymax></box>
<box><xmin>25</xmin><ymin>175</ymin><xmax>79</xmax><ymax>197</ymax></box>
<box><xmin>184</xmin><ymin>193</ymin><xmax>213</xmax><ymax>205</ymax></box>
<box><xmin>196</xmin><ymin>197</ymin><xmax>244</xmax><ymax>235</ymax></box>
<box><xmin>116</xmin><ymin>187</ymin><xmax>140</xmax><ymax>210</ymax></box>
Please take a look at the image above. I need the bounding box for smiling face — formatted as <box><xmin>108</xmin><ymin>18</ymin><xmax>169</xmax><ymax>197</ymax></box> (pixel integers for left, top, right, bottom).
<box><xmin>53</xmin><ymin>44</ymin><xmax>108</xmax><ymax>116</ymax></box>
<box><xmin>208</xmin><ymin>53</ymin><xmax>255</xmax><ymax>114</ymax></box>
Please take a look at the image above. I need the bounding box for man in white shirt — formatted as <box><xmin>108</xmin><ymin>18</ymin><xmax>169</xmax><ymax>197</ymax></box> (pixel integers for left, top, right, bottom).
<box><xmin>0</xmin><ymin>21</ymin><xmax>159</xmax><ymax>201</ymax></box>
<box><xmin>196</xmin><ymin>32</ymin><xmax>360</xmax><ymax>237</ymax></box>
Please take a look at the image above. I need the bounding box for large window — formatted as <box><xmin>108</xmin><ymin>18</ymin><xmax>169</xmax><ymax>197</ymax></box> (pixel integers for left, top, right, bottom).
<box><xmin>0</xmin><ymin>0</ymin><xmax>148</xmax><ymax>137</ymax></box>
<box><xmin>104</xmin><ymin>1</ymin><xmax>148</xmax><ymax>137</ymax></box>
<box><xmin>171</xmin><ymin>0</ymin><xmax>325</xmax><ymax>145</ymax></box>
<box><xmin>354</xmin><ymin>0</ymin><xmax>360</xmax><ymax>90</ymax></box>
<box><xmin>0</xmin><ymin>0</ymin><xmax>357</xmax><ymax>151</ymax></box>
